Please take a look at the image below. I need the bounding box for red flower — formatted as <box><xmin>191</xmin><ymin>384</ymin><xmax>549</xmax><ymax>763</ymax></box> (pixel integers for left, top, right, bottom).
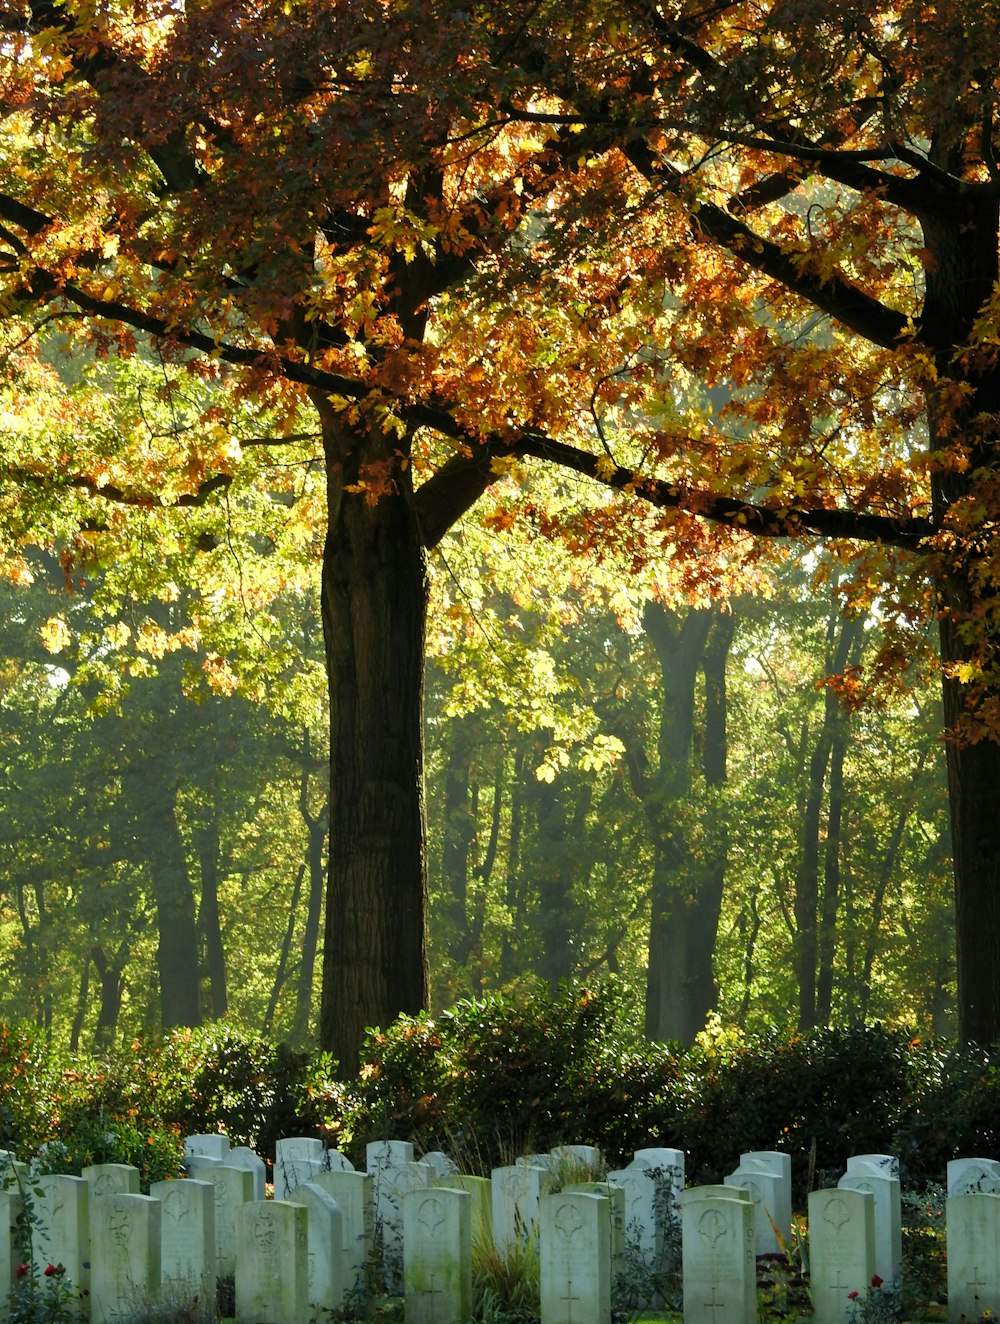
<box><xmin>871</xmin><ymin>1276</ymin><xmax>883</xmax><ymax>1289</ymax></box>
<box><xmin>15</xmin><ymin>1265</ymin><xmax>29</xmax><ymax>1278</ymax></box>
<box><xmin>848</xmin><ymin>1291</ymin><xmax>859</xmax><ymax>1300</ymax></box>
<box><xmin>44</xmin><ymin>1265</ymin><xmax>62</xmax><ymax>1277</ymax></box>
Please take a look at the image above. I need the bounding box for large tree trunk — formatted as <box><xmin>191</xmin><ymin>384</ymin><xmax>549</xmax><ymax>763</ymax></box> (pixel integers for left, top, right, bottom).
<box><xmin>317</xmin><ymin>409</ymin><xmax>430</xmax><ymax>1072</ymax></box>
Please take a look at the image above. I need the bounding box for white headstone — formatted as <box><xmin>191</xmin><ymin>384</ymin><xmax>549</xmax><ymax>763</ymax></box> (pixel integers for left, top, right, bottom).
<box><xmin>403</xmin><ymin>1187</ymin><xmax>472</xmax><ymax>1324</ymax></box>
<box><xmin>372</xmin><ymin>1158</ymin><xmax>431</xmax><ymax>1293</ymax></box>
<box><xmin>235</xmin><ymin>1200</ymin><xmax>308</xmax><ymax>1324</ymax></box>
<box><xmin>540</xmin><ymin>1191</ymin><xmax>611</xmax><ymax>1324</ymax></box>
<box><xmin>551</xmin><ymin>1145</ymin><xmax>603</xmax><ymax>1175</ymax></box>
<box><xmin>0</xmin><ymin>1189</ymin><xmax>24</xmax><ymax>1322</ymax></box>
<box><xmin>947</xmin><ymin>1191</ymin><xmax>1000</xmax><ymax>1324</ymax></box>
<box><xmin>724</xmin><ymin>1167</ymin><xmax>786</xmax><ymax>1255</ymax></box>
<box><xmin>839</xmin><ymin>1160</ymin><xmax>902</xmax><ymax>1285</ymax></box>
<box><xmin>275</xmin><ymin>1139</ymin><xmax>325</xmax><ymax>1199</ymax></box>
<box><xmin>211</xmin><ymin>1165</ymin><xmax>254</xmax><ymax>1278</ymax></box>
<box><xmin>82</xmin><ymin>1164</ymin><xmax>139</xmax><ymax>1199</ymax></box>
<box><xmin>151</xmin><ymin>1178</ymin><xmax>216</xmax><ymax>1303</ymax></box>
<box><xmin>607</xmin><ymin>1166</ymin><xmax>671</xmax><ymax>1279</ymax></box>
<box><xmin>680</xmin><ymin>1190</ymin><xmax>755</xmax><ymax>1324</ymax></box>
<box><xmin>420</xmin><ymin>1152</ymin><xmax>459</xmax><ymax>1179</ymax></box>
<box><xmin>312</xmin><ymin>1170</ymin><xmax>374</xmax><ymax>1299</ymax></box>
<box><xmin>563</xmin><ymin>1183</ymin><xmax>625</xmax><ymax>1275</ymax></box>
<box><xmin>183</xmin><ymin>1154</ymin><xmax>224</xmax><ymax>1181</ymax></box>
<box><xmin>184</xmin><ymin>1135</ymin><xmax>230</xmax><ymax>1162</ymax></box>
<box><xmin>493</xmin><ymin>1164</ymin><xmax>554</xmax><ymax>1255</ymax></box>
<box><xmin>0</xmin><ymin>1157</ymin><xmax>27</xmax><ymax>1193</ymax></box>
<box><xmin>632</xmin><ymin>1147</ymin><xmax>685</xmax><ymax>1178</ymax></box>
<box><xmin>366</xmin><ymin>1140</ymin><xmax>415</xmax><ymax>1173</ymax></box>
<box><xmin>90</xmin><ymin>1193</ymin><xmax>162</xmax><ymax>1324</ymax></box>
<box><xmin>947</xmin><ymin>1157</ymin><xmax>1000</xmax><ymax>1197</ymax></box>
<box><xmin>226</xmin><ymin>1147</ymin><xmax>267</xmax><ymax>1201</ymax></box>
<box><xmin>808</xmin><ymin>1188</ymin><xmax>877</xmax><ymax>1324</ymax></box>
<box><xmin>735</xmin><ymin>1152</ymin><xmax>791</xmax><ymax>1249</ymax></box>
<box><xmin>325</xmin><ymin>1150</ymin><xmax>355</xmax><ymax>1173</ymax></box>
<box><xmin>32</xmin><ymin>1174</ymin><xmax>90</xmax><ymax>1309</ymax></box>
<box><xmin>287</xmin><ymin>1181</ymin><xmax>345</xmax><ymax>1312</ymax></box>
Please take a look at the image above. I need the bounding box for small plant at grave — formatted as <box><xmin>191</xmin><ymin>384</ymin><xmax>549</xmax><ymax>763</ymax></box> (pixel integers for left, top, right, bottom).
<box><xmin>6</xmin><ymin>1263</ymin><xmax>85</xmax><ymax>1324</ymax></box>
<box><xmin>900</xmin><ymin>1183</ymin><xmax>947</xmax><ymax>1313</ymax></box>
<box><xmin>472</xmin><ymin>1232</ymin><xmax>540</xmax><ymax>1324</ymax></box>
<box><xmin>846</xmin><ymin>1276</ymin><xmax>903</xmax><ymax>1324</ymax></box>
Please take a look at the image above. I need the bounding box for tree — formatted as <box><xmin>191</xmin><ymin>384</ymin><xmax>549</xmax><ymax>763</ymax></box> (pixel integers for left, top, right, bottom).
<box><xmin>4</xmin><ymin>0</ymin><xmax>1000</xmax><ymax>1060</ymax></box>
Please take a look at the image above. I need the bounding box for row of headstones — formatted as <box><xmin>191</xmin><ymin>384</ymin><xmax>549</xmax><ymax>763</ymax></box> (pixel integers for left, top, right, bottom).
<box><xmin>4</xmin><ymin>1135</ymin><xmax>1000</xmax><ymax>1324</ymax></box>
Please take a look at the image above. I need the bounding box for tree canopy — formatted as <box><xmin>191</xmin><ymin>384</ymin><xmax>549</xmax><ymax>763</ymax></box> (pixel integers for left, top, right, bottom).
<box><xmin>1</xmin><ymin>0</ymin><xmax>998</xmax><ymax>1060</ymax></box>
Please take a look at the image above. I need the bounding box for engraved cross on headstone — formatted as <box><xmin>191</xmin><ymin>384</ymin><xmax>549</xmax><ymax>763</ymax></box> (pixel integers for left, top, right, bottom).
<box><xmin>559</xmin><ymin>1276</ymin><xmax>581</xmax><ymax>1324</ymax></box>
<box><xmin>703</xmin><ymin>1286</ymin><xmax>726</xmax><ymax>1322</ymax></box>
<box><xmin>423</xmin><ymin>1270</ymin><xmax>444</xmax><ymax>1323</ymax></box>
<box><xmin>969</xmin><ymin>1265</ymin><xmax>988</xmax><ymax>1295</ymax></box>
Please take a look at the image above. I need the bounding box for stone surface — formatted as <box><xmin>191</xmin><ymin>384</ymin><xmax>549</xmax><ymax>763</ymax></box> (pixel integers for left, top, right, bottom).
<box><xmin>81</xmin><ymin>1165</ymin><xmax>140</xmax><ymax>1199</ymax></box>
<box><xmin>838</xmin><ymin>1158</ymin><xmax>902</xmax><ymax>1285</ymax></box>
<box><xmin>563</xmin><ymin>1184</ymin><xmax>625</xmax><ymax>1276</ymax></box>
<box><xmin>607</xmin><ymin>1165</ymin><xmax>674</xmax><ymax>1292</ymax></box>
<box><xmin>235</xmin><ymin>1199</ymin><xmax>308</xmax><ymax>1324</ymax></box>
<box><xmin>0</xmin><ymin>1189</ymin><xmax>24</xmax><ymax>1324</ymax></box>
<box><xmin>150</xmin><ymin>1178</ymin><xmax>216</xmax><ymax>1304</ymax></box>
<box><xmin>724</xmin><ymin>1167</ymin><xmax>786</xmax><ymax>1255</ymax></box>
<box><xmin>946</xmin><ymin>1191</ymin><xmax>1000</xmax><ymax>1324</ymax></box>
<box><xmin>89</xmin><ymin>1193</ymin><xmax>162</xmax><ymax>1324</ymax></box>
<box><xmin>370</xmin><ymin>1156</ymin><xmax>431</xmax><ymax>1292</ymax></box>
<box><xmin>947</xmin><ymin>1158</ymin><xmax>1000</xmax><ymax>1197</ymax></box>
<box><xmin>550</xmin><ymin>1146</ymin><xmax>603</xmax><ymax>1177</ymax></box>
<box><xmin>33</xmin><ymin>1174</ymin><xmax>91</xmax><ymax>1312</ymax></box>
<box><xmin>679</xmin><ymin>1190</ymin><xmax>755</xmax><ymax>1324</ymax></box>
<box><xmin>808</xmin><ymin>1187</ymin><xmax>877</xmax><ymax>1324</ymax></box>
<box><xmin>274</xmin><ymin>1139</ymin><xmax>325</xmax><ymax>1199</ymax></box>
<box><xmin>286</xmin><ymin>1180</ymin><xmax>346</xmax><ymax>1313</ymax></box>
<box><xmin>184</xmin><ymin>1135</ymin><xmax>230</xmax><ymax>1162</ymax></box>
<box><xmin>420</xmin><ymin>1152</ymin><xmax>459</xmax><ymax>1179</ymax></box>
<box><xmin>403</xmin><ymin>1187</ymin><xmax>472</xmax><ymax>1324</ymax></box>
<box><xmin>492</xmin><ymin>1164</ymin><xmax>555</xmax><ymax>1255</ymax></box>
<box><xmin>312</xmin><ymin>1170</ymin><xmax>375</xmax><ymax>1300</ymax></box>
<box><xmin>733</xmin><ymin>1152</ymin><xmax>791</xmax><ymax>1249</ymax></box>
<box><xmin>210</xmin><ymin>1165</ymin><xmax>254</xmax><ymax>1279</ymax></box>
<box><xmin>540</xmin><ymin>1191</ymin><xmax>611</xmax><ymax>1324</ymax></box>
<box><xmin>225</xmin><ymin>1147</ymin><xmax>267</xmax><ymax>1201</ymax></box>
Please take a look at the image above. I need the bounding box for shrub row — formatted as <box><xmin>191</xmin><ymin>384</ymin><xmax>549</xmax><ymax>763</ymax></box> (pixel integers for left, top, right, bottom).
<box><xmin>2</xmin><ymin>985</ymin><xmax>1000</xmax><ymax>1201</ymax></box>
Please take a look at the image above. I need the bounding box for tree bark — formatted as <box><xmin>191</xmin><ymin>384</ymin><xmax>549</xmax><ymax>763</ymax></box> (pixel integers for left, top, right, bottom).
<box><xmin>195</xmin><ymin>820</ymin><xmax>228</xmax><ymax>1019</ymax></box>
<box><xmin>317</xmin><ymin>409</ymin><xmax>429</xmax><ymax>1072</ymax></box>
<box><xmin>293</xmin><ymin>729</ymin><xmax>328</xmax><ymax>1043</ymax></box>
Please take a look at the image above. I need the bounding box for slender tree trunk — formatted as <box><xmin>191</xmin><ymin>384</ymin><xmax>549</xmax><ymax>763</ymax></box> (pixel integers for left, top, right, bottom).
<box><xmin>500</xmin><ymin>749</ymin><xmax>526</xmax><ymax>983</ymax></box>
<box><xmin>92</xmin><ymin>943</ymin><xmax>127</xmax><ymax>1046</ymax></box>
<box><xmin>293</xmin><ymin>810</ymin><xmax>327</xmax><ymax>1043</ymax></box>
<box><xmin>195</xmin><ymin>821</ymin><xmax>228</xmax><ymax>1019</ymax></box>
<box><xmin>317</xmin><ymin>410</ymin><xmax>429</xmax><ymax>1071</ymax></box>
<box><xmin>265</xmin><ymin>861</ymin><xmax>305</xmax><ymax>1035</ymax></box>
<box><xmin>815</xmin><ymin>722</ymin><xmax>848</xmax><ymax>1025</ymax></box>
<box><xmin>70</xmin><ymin>953</ymin><xmax>90</xmax><ymax>1053</ymax></box>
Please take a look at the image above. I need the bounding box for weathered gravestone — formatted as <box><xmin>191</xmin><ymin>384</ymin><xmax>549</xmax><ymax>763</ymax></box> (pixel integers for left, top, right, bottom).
<box><xmin>211</xmin><ymin>1165</ymin><xmax>254</xmax><ymax>1279</ymax></box>
<box><xmin>90</xmin><ymin>1193</ymin><xmax>161</xmax><ymax>1324</ymax></box>
<box><xmin>235</xmin><ymin>1200</ymin><xmax>308</xmax><ymax>1324</ymax></box>
<box><xmin>403</xmin><ymin>1187</ymin><xmax>472</xmax><ymax>1324</ymax></box>
<box><xmin>493</xmin><ymin>1164</ymin><xmax>554</xmax><ymax>1255</ymax></box>
<box><xmin>367</xmin><ymin>1145</ymin><xmax>431</xmax><ymax>1292</ymax></box>
<box><xmin>325</xmin><ymin>1150</ymin><xmax>356</xmax><ymax>1173</ymax></box>
<box><xmin>540</xmin><ymin>1191</ymin><xmax>611</xmax><ymax>1324</ymax></box>
<box><xmin>150</xmin><ymin>1178</ymin><xmax>216</xmax><ymax>1304</ymax></box>
<box><xmin>420</xmin><ymin>1152</ymin><xmax>459</xmax><ymax>1179</ymax></box>
<box><xmin>184</xmin><ymin>1135</ymin><xmax>230</xmax><ymax>1162</ymax></box>
<box><xmin>563</xmin><ymin>1183</ymin><xmax>625</xmax><ymax>1277</ymax></box>
<box><xmin>82</xmin><ymin>1165</ymin><xmax>139</xmax><ymax>1199</ymax></box>
<box><xmin>33</xmin><ymin>1174</ymin><xmax>90</xmax><ymax>1314</ymax></box>
<box><xmin>724</xmin><ymin>1165</ymin><xmax>786</xmax><ymax>1256</ymax></box>
<box><xmin>606</xmin><ymin>1166</ymin><xmax>674</xmax><ymax>1307</ymax></box>
<box><xmin>733</xmin><ymin>1152</ymin><xmax>791</xmax><ymax>1250</ymax></box>
<box><xmin>838</xmin><ymin>1155</ymin><xmax>902</xmax><ymax>1285</ymax></box>
<box><xmin>312</xmin><ymin>1169</ymin><xmax>375</xmax><ymax>1299</ymax></box>
<box><xmin>679</xmin><ymin>1189</ymin><xmax>755</xmax><ymax>1324</ymax></box>
<box><xmin>275</xmin><ymin>1138</ymin><xmax>325</xmax><ymax>1199</ymax></box>
<box><xmin>550</xmin><ymin>1146</ymin><xmax>603</xmax><ymax>1176</ymax></box>
<box><xmin>946</xmin><ymin>1191</ymin><xmax>1000</xmax><ymax>1324</ymax></box>
<box><xmin>808</xmin><ymin>1187</ymin><xmax>877</xmax><ymax>1324</ymax></box>
<box><xmin>286</xmin><ymin>1180</ymin><xmax>346</xmax><ymax>1313</ymax></box>
<box><xmin>947</xmin><ymin>1158</ymin><xmax>1000</xmax><ymax>1197</ymax></box>
<box><xmin>225</xmin><ymin>1147</ymin><xmax>267</xmax><ymax>1202</ymax></box>
<box><xmin>0</xmin><ymin>1189</ymin><xmax>24</xmax><ymax>1324</ymax></box>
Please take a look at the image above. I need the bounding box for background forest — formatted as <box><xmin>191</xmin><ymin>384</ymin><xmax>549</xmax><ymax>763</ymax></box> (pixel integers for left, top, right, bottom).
<box><xmin>0</xmin><ymin>348</ymin><xmax>953</xmax><ymax>1051</ymax></box>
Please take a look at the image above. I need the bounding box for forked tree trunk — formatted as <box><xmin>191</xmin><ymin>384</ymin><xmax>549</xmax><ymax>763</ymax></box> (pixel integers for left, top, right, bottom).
<box><xmin>317</xmin><ymin>410</ymin><xmax>430</xmax><ymax>1072</ymax></box>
